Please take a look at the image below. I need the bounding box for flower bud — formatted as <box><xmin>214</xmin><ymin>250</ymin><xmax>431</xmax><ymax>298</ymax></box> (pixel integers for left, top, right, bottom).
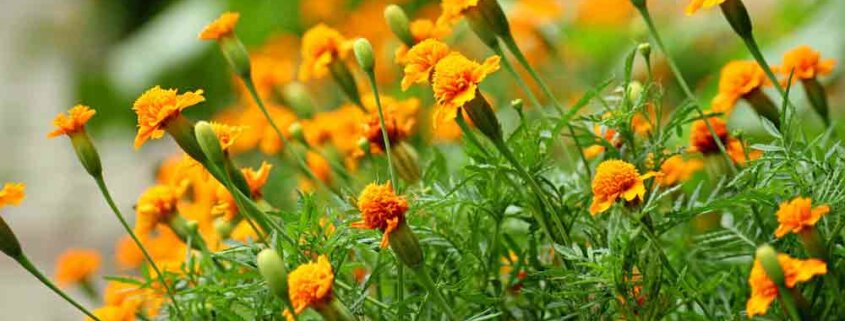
<box><xmin>388</xmin><ymin>220</ymin><xmax>424</xmax><ymax>270</ymax></box>
<box><xmin>357</xmin><ymin>137</ymin><xmax>370</xmax><ymax>156</ymax></box>
<box><xmin>391</xmin><ymin>142</ymin><xmax>420</xmax><ymax>184</ymax></box>
<box><xmin>257</xmin><ymin>248</ymin><xmax>288</xmax><ymax>299</ymax></box>
<box><xmin>801</xmin><ymin>78</ymin><xmax>830</xmax><ymax>126</ymax></box>
<box><xmin>165</xmin><ymin>115</ymin><xmax>206</xmax><ymax>165</ymax></box>
<box><xmin>288</xmin><ymin>122</ymin><xmax>306</xmax><ymax>145</ymax></box>
<box><xmin>637</xmin><ymin>43</ymin><xmax>651</xmax><ymax>65</ymax></box>
<box><xmin>755</xmin><ymin>244</ymin><xmax>785</xmax><ymax>286</ymax></box>
<box><xmin>627</xmin><ymin>81</ymin><xmax>644</xmax><ymax>102</ymax></box>
<box><xmin>719</xmin><ymin>0</ymin><xmax>753</xmax><ymax>39</ymax></box>
<box><xmin>168</xmin><ymin>214</ymin><xmax>207</xmax><ymax>252</ymax></box>
<box><xmin>69</xmin><ymin>132</ymin><xmax>102</xmax><ymax>178</ymax></box>
<box><xmin>195</xmin><ymin>121</ymin><xmax>226</xmax><ymax>171</ymax></box>
<box><xmin>353</xmin><ymin>38</ymin><xmax>375</xmax><ymax>73</ymax></box>
<box><xmin>282</xmin><ymin>83</ymin><xmax>313</xmax><ymax>117</ymax></box>
<box><xmin>464</xmin><ymin>92</ymin><xmax>503</xmax><ymax>142</ymax></box>
<box><xmin>328</xmin><ymin>60</ymin><xmax>363</xmax><ymax>107</ymax></box>
<box><xmin>798</xmin><ymin>227</ymin><xmax>828</xmax><ymax>261</ymax></box>
<box><xmin>214</xmin><ymin>218</ymin><xmax>236</xmax><ymax>239</ymax></box>
<box><xmin>465</xmin><ymin>9</ymin><xmax>500</xmax><ymax>49</ymax></box>
<box><xmin>219</xmin><ymin>36</ymin><xmax>252</xmax><ymax>79</ymax></box>
<box><xmin>384</xmin><ymin>5</ymin><xmax>414</xmax><ymax>47</ymax></box>
<box><xmin>467</xmin><ymin>0</ymin><xmax>512</xmax><ymax>45</ymax></box>
<box><xmin>0</xmin><ymin>217</ymin><xmax>22</xmax><ymax>259</ymax></box>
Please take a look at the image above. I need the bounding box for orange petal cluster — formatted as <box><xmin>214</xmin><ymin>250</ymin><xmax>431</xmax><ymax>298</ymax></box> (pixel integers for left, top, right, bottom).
<box><xmin>779</xmin><ymin>45</ymin><xmax>836</xmax><ymax>81</ymax></box>
<box><xmin>432</xmin><ymin>53</ymin><xmax>500</xmax><ymax>126</ymax></box>
<box><xmin>774</xmin><ymin>197</ymin><xmax>829</xmax><ymax>238</ymax></box>
<box><xmin>132</xmin><ymin>86</ymin><xmax>205</xmax><ymax>149</ymax></box>
<box><xmin>288</xmin><ymin>255</ymin><xmax>335</xmax><ymax>314</ymax></box>
<box><xmin>54</xmin><ymin>249</ymin><xmax>101</xmax><ymax>287</ymax></box>
<box><xmin>298</xmin><ymin>24</ymin><xmax>349</xmax><ymax>81</ymax></box>
<box><xmin>747</xmin><ymin>254</ymin><xmax>827</xmax><ymax>317</ymax></box>
<box><xmin>47</xmin><ymin>105</ymin><xmax>96</xmax><ymax>138</ymax></box>
<box><xmin>590</xmin><ymin>160</ymin><xmax>656</xmax><ymax>215</ymax></box>
<box><xmin>353</xmin><ymin>182</ymin><xmax>409</xmax><ymax>248</ymax></box>
<box><xmin>198</xmin><ymin>12</ymin><xmax>240</xmax><ymax>40</ymax></box>
<box><xmin>0</xmin><ymin>182</ymin><xmax>25</xmax><ymax>210</ymax></box>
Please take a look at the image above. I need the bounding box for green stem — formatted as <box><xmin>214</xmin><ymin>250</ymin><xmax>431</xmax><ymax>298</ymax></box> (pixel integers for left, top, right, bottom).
<box><xmin>634</xmin><ymin>5</ymin><xmax>737</xmax><ymax>174</ymax></box>
<box><xmin>363</xmin><ymin>70</ymin><xmax>398</xmax><ymax>188</ymax></box>
<box><xmin>15</xmin><ymin>255</ymin><xmax>102</xmax><ymax>321</ymax></box>
<box><xmin>93</xmin><ymin>176</ymin><xmax>185</xmax><ymax>319</ymax></box>
<box><xmin>397</xmin><ymin>264</ymin><xmax>405</xmax><ymax>321</ymax></box>
<box><xmin>490</xmin><ymin>45</ymin><xmax>547</xmax><ymax>121</ymax></box>
<box><xmin>455</xmin><ymin>114</ymin><xmax>493</xmax><ymax>158</ymax></box>
<box><xmin>413</xmin><ymin>267</ymin><xmax>456</xmax><ymax>320</ymax></box>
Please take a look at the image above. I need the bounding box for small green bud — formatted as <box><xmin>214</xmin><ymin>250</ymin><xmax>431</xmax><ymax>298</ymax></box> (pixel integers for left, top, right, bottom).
<box><xmin>353</xmin><ymin>38</ymin><xmax>375</xmax><ymax>72</ymax></box>
<box><xmin>756</xmin><ymin>244</ymin><xmax>785</xmax><ymax>286</ymax></box>
<box><xmin>219</xmin><ymin>36</ymin><xmax>252</xmax><ymax>79</ymax></box>
<box><xmin>719</xmin><ymin>0</ymin><xmax>753</xmax><ymax>38</ymax></box>
<box><xmin>357</xmin><ymin>137</ymin><xmax>371</xmax><ymax>155</ymax></box>
<box><xmin>384</xmin><ymin>5</ymin><xmax>414</xmax><ymax>47</ymax></box>
<box><xmin>257</xmin><ymin>248</ymin><xmax>289</xmax><ymax>299</ymax></box>
<box><xmin>282</xmin><ymin>83</ymin><xmax>313</xmax><ymax>117</ymax></box>
<box><xmin>637</xmin><ymin>43</ymin><xmax>651</xmax><ymax>61</ymax></box>
<box><xmin>288</xmin><ymin>122</ymin><xmax>306</xmax><ymax>145</ymax></box>
<box><xmin>464</xmin><ymin>93</ymin><xmax>503</xmax><ymax>142</ymax></box>
<box><xmin>392</xmin><ymin>142</ymin><xmax>421</xmax><ymax>184</ymax></box>
<box><xmin>0</xmin><ymin>217</ymin><xmax>22</xmax><ymax>259</ymax></box>
<box><xmin>70</xmin><ymin>132</ymin><xmax>102</xmax><ymax>178</ymax></box>
<box><xmin>388</xmin><ymin>220</ymin><xmax>424</xmax><ymax>270</ymax></box>
<box><xmin>165</xmin><ymin>115</ymin><xmax>206</xmax><ymax>165</ymax></box>
<box><xmin>214</xmin><ymin>218</ymin><xmax>236</xmax><ymax>239</ymax></box>
<box><xmin>195</xmin><ymin>121</ymin><xmax>227</xmax><ymax>171</ymax></box>
<box><xmin>627</xmin><ymin>81</ymin><xmax>644</xmax><ymax>102</ymax></box>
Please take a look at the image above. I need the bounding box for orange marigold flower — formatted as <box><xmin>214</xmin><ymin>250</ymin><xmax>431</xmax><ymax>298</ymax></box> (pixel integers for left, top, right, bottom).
<box><xmin>298</xmin><ymin>24</ymin><xmax>350</xmax><ymax>81</ymax></box>
<box><xmin>590</xmin><ymin>160</ymin><xmax>656</xmax><ymax>215</ymax></box>
<box><xmin>711</xmin><ymin>61</ymin><xmax>767</xmax><ymax>115</ymax></box>
<box><xmin>657</xmin><ymin>155</ymin><xmax>704</xmax><ymax>186</ymax></box>
<box><xmin>361</xmin><ymin>113</ymin><xmax>413</xmax><ymax>154</ymax></box>
<box><xmin>54</xmin><ymin>249</ymin><xmax>101</xmax><ymax>287</ymax></box>
<box><xmin>243</xmin><ymin>161</ymin><xmax>273</xmax><ymax>198</ymax></box>
<box><xmin>779</xmin><ymin>45</ymin><xmax>836</xmax><ymax>81</ymax></box>
<box><xmin>134</xmin><ymin>184</ymin><xmax>184</xmax><ymax>235</ymax></box>
<box><xmin>576</xmin><ymin>0</ymin><xmax>634</xmax><ymax>27</ymax></box>
<box><xmin>747</xmin><ymin>254</ymin><xmax>827</xmax><ymax>317</ymax></box>
<box><xmin>685</xmin><ymin>0</ymin><xmax>725</xmax><ymax>15</ymax></box>
<box><xmin>132</xmin><ymin>86</ymin><xmax>205</xmax><ymax>149</ymax></box>
<box><xmin>725</xmin><ymin>139</ymin><xmax>761</xmax><ymax>165</ymax></box>
<box><xmin>209</xmin><ymin>122</ymin><xmax>245</xmax><ymax>152</ymax></box>
<box><xmin>688</xmin><ymin>117</ymin><xmax>729</xmax><ymax>155</ymax></box>
<box><xmin>114</xmin><ymin>235</ymin><xmax>144</xmax><ymax>270</ymax></box>
<box><xmin>438</xmin><ymin>0</ymin><xmax>479</xmax><ymax>26</ymax></box>
<box><xmin>432</xmin><ymin>52</ymin><xmax>500</xmax><ymax>126</ymax></box>
<box><xmin>0</xmin><ymin>182</ymin><xmax>25</xmax><ymax>210</ymax></box>
<box><xmin>353</xmin><ymin>182</ymin><xmax>409</xmax><ymax>248</ymax></box>
<box><xmin>198</xmin><ymin>12</ymin><xmax>240</xmax><ymax>40</ymax></box>
<box><xmin>401</xmin><ymin>39</ymin><xmax>451</xmax><ymax>90</ymax></box>
<box><xmin>774</xmin><ymin>197</ymin><xmax>830</xmax><ymax>238</ymax></box>
<box><xmin>85</xmin><ymin>305</ymin><xmax>133</xmax><ymax>321</ymax></box>
<box><xmin>306</xmin><ymin>151</ymin><xmax>332</xmax><ymax>185</ymax></box>
<box><xmin>288</xmin><ymin>255</ymin><xmax>334</xmax><ymax>314</ymax></box>
<box><xmin>47</xmin><ymin>105</ymin><xmax>96</xmax><ymax>138</ymax></box>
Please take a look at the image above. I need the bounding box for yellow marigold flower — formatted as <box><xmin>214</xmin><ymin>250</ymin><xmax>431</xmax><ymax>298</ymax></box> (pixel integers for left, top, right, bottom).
<box><xmin>288</xmin><ymin>255</ymin><xmax>334</xmax><ymax>314</ymax></box>
<box><xmin>779</xmin><ymin>45</ymin><xmax>836</xmax><ymax>81</ymax></box>
<box><xmin>774</xmin><ymin>197</ymin><xmax>830</xmax><ymax>238</ymax></box>
<box><xmin>353</xmin><ymin>182</ymin><xmax>409</xmax><ymax>248</ymax></box>
<box><xmin>132</xmin><ymin>86</ymin><xmax>205</xmax><ymax>149</ymax></box>
<box><xmin>688</xmin><ymin>117</ymin><xmax>729</xmax><ymax>155</ymax></box>
<box><xmin>209</xmin><ymin>122</ymin><xmax>245</xmax><ymax>152</ymax></box>
<box><xmin>114</xmin><ymin>235</ymin><xmax>144</xmax><ymax>270</ymax></box>
<box><xmin>198</xmin><ymin>12</ymin><xmax>240</xmax><ymax>40</ymax></box>
<box><xmin>747</xmin><ymin>254</ymin><xmax>827</xmax><ymax>317</ymax></box>
<box><xmin>432</xmin><ymin>52</ymin><xmax>500</xmax><ymax>126</ymax></box>
<box><xmin>134</xmin><ymin>184</ymin><xmax>184</xmax><ymax>235</ymax></box>
<box><xmin>47</xmin><ymin>105</ymin><xmax>96</xmax><ymax>138</ymax></box>
<box><xmin>401</xmin><ymin>39</ymin><xmax>451</xmax><ymax>90</ymax></box>
<box><xmin>85</xmin><ymin>305</ymin><xmax>133</xmax><ymax>321</ymax></box>
<box><xmin>590</xmin><ymin>160</ymin><xmax>656</xmax><ymax>215</ymax></box>
<box><xmin>54</xmin><ymin>249</ymin><xmax>101</xmax><ymax>287</ymax></box>
<box><xmin>657</xmin><ymin>155</ymin><xmax>703</xmax><ymax>186</ymax></box>
<box><xmin>685</xmin><ymin>0</ymin><xmax>725</xmax><ymax>15</ymax></box>
<box><xmin>711</xmin><ymin>61</ymin><xmax>767</xmax><ymax>115</ymax></box>
<box><xmin>298</xmin><ymin>24</ymin><xmax>350</xmax><ymax>82</ymax></box>
<box><xmin>0</xmin><ymin>182</ymin><xmax>25</xmax><ymax>210</ymax></box>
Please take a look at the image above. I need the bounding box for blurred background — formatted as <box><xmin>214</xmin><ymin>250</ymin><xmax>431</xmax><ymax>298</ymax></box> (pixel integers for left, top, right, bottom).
<box><xmin>0</xmin><ymin>0</ymin><xmax>842</xmax><ymax>319</ymax></box>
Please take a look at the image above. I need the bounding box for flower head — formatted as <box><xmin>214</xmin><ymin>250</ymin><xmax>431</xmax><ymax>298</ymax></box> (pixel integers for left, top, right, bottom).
<box><xmin>712</xmin><ymin>61</ymin><xmax>767</xmax><ymax>114</ymax></box>
<box><xmin>298</xmin><ymin>24</ymin><xmax>350</xmax><ymax>81</ymax></box>
<box><xmin>288</xmin><ymin>255</ymin><xmax>334</xmax><ymax>314</ymax></box>
<box><xmin>774</xmin><ymin>197</ymin><xmax>829</xmax><ymax>238</ymax></box>
<box><xmin>85</xmin><ymin>305</ymin><xmax>134</xmax><ymax>321</ymax></box>
<box><xmin>779</xmin><ymin>45</ymin><xmax>836</xmax><ymax>81</ymax></box>
<box><xmin>437</xmin><ymin>0</ymin><xmax>479</xmax><ymax>26</ymax></box>
<box><xmin>48</xmin><ymin>105</ymin><xmax>96</xmax><ymax>138</ymax></box>
<box><xmin>432</xmin><ymin>52</ymin><xmax>500</xmax><ymax>126</ymax></box>
<box><xmin>209</xmin><ymin>121</ymin><xmax>245</xmax><ymax>152</ymax></box>
<box><xmin>657</xmin><ymin>155</ymin><xmax>704</xmax><ymax>186</ymax></box>
<box><xmin>0</xmin><ymin>182</ymin><xmax>25</xmax><ymax>210</ymax></box>
<box><xmin>685</xmin><ymin>0</ymin><xmax>726</xmax><ymax>15</ymax></box>
<box><xmin>134</xmin><ymin>184</ymin><xmax>185</xmax><ymax>235</ymax></box>
<box><xmin>199</xmin><ymin>12</ymin><xmax>240</xmax><ymax>40</ymax></box>
<box><xmin>688</xmin><ymin>117</ymin><xmax>728</xmax><ymax>154</ymax></box>
<box><xmin>401</xmin><ymin>39</ymin><xmax>451</xmax><ymax>90</ymax></box>
<box><xmin>243</xmin><ymin>161</ymin><xmax>273</xmax><ymax>198</ymax></box>
<box><xmin>353</xmin><ymin>182</ymin><xmax>409</xmax><ymax>248</ymax></box>
<box><xmin>747</xmin><ymin>254</ymin><xmax>827</xmax><ymax>317</ymax></box>
<box><xmin>725</xmin><ymin>139</ymin><xmax>762</xmax><ymax>165</ymax></box>
<box><xmin>361</xmin><ymin>113</ymin><xmax>413</xmax><ymax>154</ymax></box>
<box><xmin>55</xmin><ymin>249</ymin><xmax>101</xmax><ymax>287</ymax></box>
<box><xmin>590</xmin><ymin>160</ymin><xmax>656</xmax><ymax>215</ymax></box>
<box><xmin>132</xmin><ymin>86</ymin><xmax>205</xmax><ymax>149</ymax></box>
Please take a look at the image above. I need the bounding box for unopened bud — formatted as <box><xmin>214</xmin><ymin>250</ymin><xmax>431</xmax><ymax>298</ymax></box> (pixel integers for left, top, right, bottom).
<box><xmin>328</xmin><ymin>60</ymin><xmax>363</xmax><ymax>107</ymax></box>
<box><xmin>384</xmin><ymin>5</ymin><xmax>414</xmax><ymax>47</ymax></box>
<box><xmin>719</xmin><ymin>0</ymin><xmax>753</xmax><ymax>38</ymax></box>
<box><xmin>282</xmin><ymin>83</ymin><xmax>313</xmax><ymax>117</ymax></box>
<box><xmin>195</xmin><ymin>121</ymin><xmax>226</xmax><ymax>171</ymax></box>
<box><xmin>466</xmin><ymin>0</ymin><xmax>513</xmax><ymax>47</ymax></box>
<box><xmin>637</xmin><ymin>43</ymin><xmax>651</xmax><ymax>64</ymax></box>
<box><xmin>257</xmin><ymin>248</ymin><xmax>288</xmax><ymax>299</ymax></box>
<box><xmin>288</xmin><ymin>122</ymin><xmax>306</xmax><ymax>145</ymax></box>
<box><xmin>801</xmin><ymin>78</ymin><xmax>830</xmax><ymax>126</ymax></box>
<box><xmin>0</xmin><ymin>217</ymin><xmax>22</xmax><ymax>259</ymax></box>
<box><xmin>391</xmin><ymin>142</ymin><xmax>420</xmax><ymax>184</ymax></box>
<box><xmin>353</xmin><ymin>38</ymin><xmax>375</xmax><ymax>72</ymax></box>
<box><xmin>755</xmin><ymin>244</ymin><xmax>785</xmax><ymax>286</ymax></box>
<box><xmin>219</xmin><ymin>36</ymin><xmax>252</xmax><ymax>79</ymax></box>
<box><xmin>388</xmin><ymin>220</ymin><xmax>424</xmax><ymax>270</ymax></box>
<box><xmin>464</xmin><ymin>93</ymin><xmax>503</xmax><ymax>142</ymax></box>
<box><xmin>70</xmin><ymin>132</ymin><xmax>102</xmax><ymax>178</ymax></box>
<box><xmin>627</xmin><ymin>81</ymin><xmax>643</xmax><ymax>102</ymax></box>
<box><xmin>357</xmin><ymin>137</ymin><xmax>371</xmax><ymax>155</ymax></box>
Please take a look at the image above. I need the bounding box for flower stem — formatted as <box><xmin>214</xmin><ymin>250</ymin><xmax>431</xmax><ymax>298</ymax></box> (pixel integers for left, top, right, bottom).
<box><xmin>634</xmin><ymin>5</ymin><xmax>737</xmax><ymax>174</ymax></box>
<box><xmin>362</xmin><ymin>70</ymin><xmax>398</xmax><ymax>188</ymax></box>
<box><xmin>490</xmin><ymin>45</ymin><xmax>547</xmax><ymax>121</ymax></box>
<box><xmin>413</xmin><ymin>267</ymin><xmax>456</xmax><ymax>320</ymax></box>
<box><xmin>93</xmin><ymin>176</ymin><xmax>185</xmax><ymax>319</ymax></box>
<box><xmin>15</xmin><ymin>255</ymin><xmax>102</xmax><ymax>321</ymax></box>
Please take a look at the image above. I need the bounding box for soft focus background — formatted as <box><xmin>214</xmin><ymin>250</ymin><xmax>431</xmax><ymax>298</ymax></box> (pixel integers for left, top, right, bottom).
<box><xmin>0</xmin><ymin>0</ymin><xmax>842</xmax><ymax>319</ymax></box>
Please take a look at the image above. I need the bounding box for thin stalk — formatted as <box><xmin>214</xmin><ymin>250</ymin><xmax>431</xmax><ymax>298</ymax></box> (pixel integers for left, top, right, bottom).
<box><xmin>490</xmin><ymin>45</ymin><xmax>547</xmax><ymax>121</ymax></box>
<box><xmin>501</xmin><ymin>35</ymin><xmax>563</xmax><ymax>115</ymax></box>
<box><xmin>413</xmin><ymin>267</ymin><xmax>456</xmax><ymax>320</ymax></box>
<box><xmin>455</xmin><ymin>115</ymin><xmax>493</xmax><ymax>158</ymax></box>
<box><xmin>635</xmin><ymin>6</ymin><xmax>737</xmax><ymax>174</ymax></box>
<box><xmin>16</xmin><ymin>255</ymin><xmax>102</xmax><ymax>321</ymax></box>
<box><xmin>363</xmin><ymin>71</ymin><xmax>398</xmax><ymax>188</ymax></box>
<box><xmin>93</xmin><ymin>176</ymin><xmax>184</xmax><ymax>318</ymax></box>
<box><xmin>397</xmin><ymin>264</ymin><xmax>405</xmax><ymax>321</ymax></box>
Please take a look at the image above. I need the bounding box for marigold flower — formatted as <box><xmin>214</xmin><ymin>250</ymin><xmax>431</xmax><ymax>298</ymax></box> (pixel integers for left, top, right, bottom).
<box><xmin>132</xmin><ymin>86</ymin><xmax>205</xmax><ymax>149</ymax></box>
<box><xmin>401</xmin><ymin>39</ymin><xmax>451</xmax><ymax>90</ymax></box>
<box><xmin>657</xmin><ymin>155</ymin><xmax>704</xmax><ymax>186</ymax></box>
<box><xmin>134</xmin><ymin>184</ymin><xmax>184</xmax><ymax>235</ymax></box>
<box><xmin>725</xmin><ymin>139</ymin><xmax>761</xmax><ymax>165</ymax></box>
<box><xmin>688</xmin><ymin>117</ymin><xmax>729</xmax><ymax>155</ymax></box>
<box><xmin>198</xmin><ymin>12</ymin><xmax>240</xmax><ymax>40</ymax></box>
<box><xmin>54</xmin><ymin>249</ymin><xmax>101</xmax><ymax>287</ymax></box>
<box><xmin>243</xmin><ymin>161</ymin><xmax>273</xmax><ymax>198</ymax></box>
<box><xmin>712</xmin><ymin>60</ymin><xmax>768</xmax><ymax>115</ymax></box>
<box><xmin>47</xmin><ymin>105</ymin><xmax>96</xmax><ymax>138</ymax></box>
<box><xmin>590</xmin><ymin>160</ymin><xmax>656</xmax><ymax>215</ymax></box>
<box><xmin>288</xmin><ymin>255</ymin><xmax>334</xmax><ymax>314</ymax></box>
<box><xmin>306</xmin><ymin>151</ymin><xmax>332</xmax><ymax>185</ymax></box>
<box><xmin>85</xmin><ymin>305</ymin><xmax>133</xmax><ymax>321</ymax></box>
<box><xmin>298</xmin><ymin>24</ymin><xmax>350</xmax><ymax>81</ymax></box>
<box><xmin>0</xmin><ymin>182</ymin><xmax>25</xmax><ymax>210</ymax></box>
<box><xmin>779</xmin><ymin>45</ymin><xmax>836</xmax><ymax>81</ymax></box>
<box><xmin>685</xmin><ymin>0</ymin><xmax>726</xmax><ymax>15</ymax></box>
<box><xmin>576</xmin><ymin>0</ymin><xmax>634</xmax><ymax>26</ymax></box>
<box><xmin>774</xmin><ymin>197</ymin><xmax>830</xmax><ymax>238</ymax></box>
<box><xmin>361</xmin><ymin>113</ymin><xmax>413</xmax><ymax>154</ymax></box>
<box><xmin>353</xmin><ymin>182</ymin><xmax>409</xmax><ymax>248</ymax></box>
<box><xmin>438</xmin><ymin>0</ymin><xmax>479</xmax><ymax>26</ymax></box>
<box><xmin>747</xmin><ymin>254</ymin><xmax>827</xmax><ymax>317</ymax></box>
<box><xmin>209</xmin><ymin>122</ymin><xmax>245</xmax><ymax>152</ymax></box>
<box><xmin>432</xmin><ymin>52</ymin><xmax>500</xmax><ymax>126</ymax></box>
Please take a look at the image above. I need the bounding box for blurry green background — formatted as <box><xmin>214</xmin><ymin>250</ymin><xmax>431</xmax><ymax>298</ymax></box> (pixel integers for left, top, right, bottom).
<box><xmin>0</xmin><ymin>0</ymin><xmax>842</xmax><ymax>319</ymax></box>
